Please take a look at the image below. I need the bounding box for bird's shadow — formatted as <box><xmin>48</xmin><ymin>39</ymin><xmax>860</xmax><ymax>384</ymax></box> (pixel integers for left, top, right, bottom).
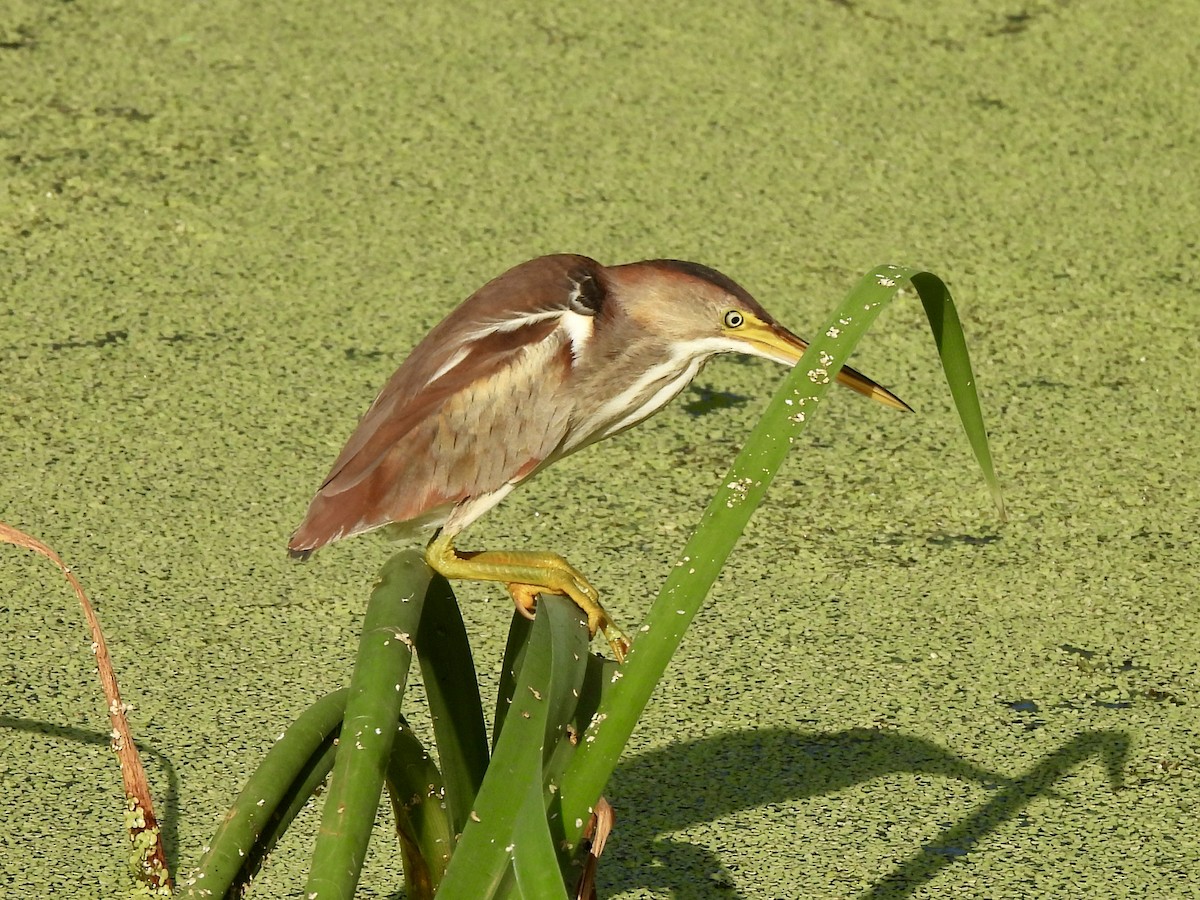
<box><xmin>683</xmin><ymin>384</ymin><xmax>750</xmax><ymax>417</ymax></box>
<box><xmin>598</xmin><ymin>726</ymin><xmax>1129</xmax><ymax>899</ymax></box>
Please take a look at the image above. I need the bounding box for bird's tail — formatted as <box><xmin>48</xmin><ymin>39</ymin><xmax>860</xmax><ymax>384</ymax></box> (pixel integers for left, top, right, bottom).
<box><xmin>286</xmin><ymin>492</ymin><xmax>348</xmax><ymax>560</ymax></box>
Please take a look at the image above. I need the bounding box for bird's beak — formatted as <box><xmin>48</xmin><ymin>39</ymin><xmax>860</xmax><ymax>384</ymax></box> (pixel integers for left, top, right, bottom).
<box><xmin>743</xmin><ymin>320</ymin><xmax>912</xmax><ymax>412</ymax></box>
<box><xmin>741</xmin><ymin>320</ymin><xmax>809</xmax><ymax>367</ymax></box>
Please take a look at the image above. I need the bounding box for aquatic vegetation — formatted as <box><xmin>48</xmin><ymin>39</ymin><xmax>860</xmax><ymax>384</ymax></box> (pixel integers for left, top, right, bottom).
<box><xmin>5</xmin><ymin>265</ymin><xmax>1004</xmax><ymax>897</ymax></box>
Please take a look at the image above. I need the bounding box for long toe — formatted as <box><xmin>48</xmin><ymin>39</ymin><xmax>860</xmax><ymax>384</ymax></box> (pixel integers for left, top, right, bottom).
<box><xmin>508</xmin><ymin>583</ymin><xmax>542</xmax><ymax>620</ymax></box>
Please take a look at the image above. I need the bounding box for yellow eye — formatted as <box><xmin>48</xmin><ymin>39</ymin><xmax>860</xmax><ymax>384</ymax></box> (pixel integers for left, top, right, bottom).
<box><xmin>723</xmin><ymin>310</ymin><xmax>745</xmax><ymax>328</ymax></box>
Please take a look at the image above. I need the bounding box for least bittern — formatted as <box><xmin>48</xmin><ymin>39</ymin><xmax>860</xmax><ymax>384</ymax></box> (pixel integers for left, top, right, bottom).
<box><xmin>289</xmin><ymin>255</ymin><xmax>908</xmax><ymax>660</ymax></box>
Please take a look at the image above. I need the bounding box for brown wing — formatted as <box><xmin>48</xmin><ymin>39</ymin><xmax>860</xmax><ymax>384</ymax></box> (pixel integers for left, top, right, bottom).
<box><xmin>288</xmin><ymin>255</ymin><xmax>604</xmax><ymax>555</ymax></box>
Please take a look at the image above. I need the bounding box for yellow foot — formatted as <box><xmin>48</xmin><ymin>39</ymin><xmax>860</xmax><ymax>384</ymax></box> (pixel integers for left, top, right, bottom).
<box><xmin>426</xmin><ymin>531</ymin><xmax>630</xmax><ymax>662</ymax></box>
<box><xmin>508</xmin><ymin>583</ymin><xmax>540</xmax><ymax>621</ymax></box>
<box><xmin>506</xmin><ymin>582</ymin><xmax>630</xmax><ymax>663</ymax></box>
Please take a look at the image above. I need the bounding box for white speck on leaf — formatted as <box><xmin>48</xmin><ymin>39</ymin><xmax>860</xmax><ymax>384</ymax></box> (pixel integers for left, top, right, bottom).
<box><xmin>725</xmin><ymin>476</ymin><xmax>752</xmax><ymax>507</ymax></box>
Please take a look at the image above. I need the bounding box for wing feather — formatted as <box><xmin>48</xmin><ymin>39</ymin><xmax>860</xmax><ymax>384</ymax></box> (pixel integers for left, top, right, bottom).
<box><xmin>288</xmin><ymin>255</ymin><xmax>603</xmax><ymax>554</ymax></box>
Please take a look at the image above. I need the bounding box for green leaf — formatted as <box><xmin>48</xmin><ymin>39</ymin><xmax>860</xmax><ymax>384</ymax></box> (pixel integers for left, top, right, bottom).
<box><xmin>304</xmin><ymin>550</ymin><xmax>431</xmax><ymax>900</ymax></box>
<box><xmin>495</xmin><ymin>607</ymin><xmax>591</xmax><ymax>779</ymax></box>
<box><xmin>385</xmin><ymin>717</ymin><xmax>454</xmax><ymax>900</ymax></box>
<box><xmin>436</xmin><ymin>597</ymin><xmax>583</xmax><ymax>899</ymax></box>
<box><xmin>543</xmin><ymin>651</ymin><xmax>617</xmax><ymax>846</ymax></box>
<box><xmin>183</xmin><ymin>688</ymin><xmax>346</xmax><ymax>898</ymax></box>
<box><xmin>511</xmin><ymin>780</ymin><xmax>571</xmax><ymax>899</ymax></box>
<box><xmin>413</xmin><ymin>572</ymin><xmax>491</xmax><ymax>837</ymax></box>
<box><xmin>911</xmin><ymin>271</ymin><xmax>1006</xmax><ymax>519</ymax></box>
<box><xmin>493</xmin><ymin>609</ymin><xmax>533</xmax><ymax>747</ymax></box>
<box><xmin>556</xmin><ymin>265</ymin><xmax>1005</xmax><ymax>854</ymax></box>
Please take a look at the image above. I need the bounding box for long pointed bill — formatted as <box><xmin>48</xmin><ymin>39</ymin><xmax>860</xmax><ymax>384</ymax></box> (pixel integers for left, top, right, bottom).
<box><xmin>742</xmin><ymin>321</ymin><xmax>912</xmax><ymax>412</ymax></box>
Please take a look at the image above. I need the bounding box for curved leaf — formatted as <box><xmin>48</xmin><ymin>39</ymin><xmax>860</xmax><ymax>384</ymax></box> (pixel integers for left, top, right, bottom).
<box><xmin>556</xmin><ymin>265</ymin><xmax>1005</xmax><ymax>853</ymax></box>
<box><xmin>183</xmin><ymin>688</ymin><xmax>347</xmax><ymax>898</ymax></box>
<box><xmin>304</xmin><ymin>551</ymin><xmax>431</xmax><ymax>899</ymax></box>
<box><xmin>436</xmin><ymin>597</ymin><xmax>582</xmax><ymax>899</ymax></box>
<box><xmin>385</xmin><ymin>717</ymin><xmax>454</xmax><ymax>899</ymax></box>
<box><xmin>414</xmin><ymin>573</ymin><xmax>490</xmax><ymax>837</ymax></box>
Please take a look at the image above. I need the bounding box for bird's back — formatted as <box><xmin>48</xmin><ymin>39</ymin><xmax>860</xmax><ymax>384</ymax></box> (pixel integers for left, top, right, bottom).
<box><xmin>288</xmin><ymin>255</ymin><xmax>601</xmax><ymax>556</ymax></box>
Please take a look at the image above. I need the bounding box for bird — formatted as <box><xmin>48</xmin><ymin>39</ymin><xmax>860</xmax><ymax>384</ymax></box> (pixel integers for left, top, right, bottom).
<box><xmin>288</xmin><ymin>254</ymin><xmax>909</xmax><ymax>661</ymax></box>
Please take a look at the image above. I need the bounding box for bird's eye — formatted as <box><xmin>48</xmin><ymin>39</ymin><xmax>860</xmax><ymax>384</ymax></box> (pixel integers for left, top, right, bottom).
<box><xmin>723</xmin><ymin>310</ymin><xmax>745</xmax><ymax>329</ymax></box>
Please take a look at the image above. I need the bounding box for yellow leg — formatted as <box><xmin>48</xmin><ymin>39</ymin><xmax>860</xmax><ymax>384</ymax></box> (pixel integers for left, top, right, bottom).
<box><xmin>425</xmin><ymin>531</ymin><xmax>630</xmax><ymax>663</ymax></box>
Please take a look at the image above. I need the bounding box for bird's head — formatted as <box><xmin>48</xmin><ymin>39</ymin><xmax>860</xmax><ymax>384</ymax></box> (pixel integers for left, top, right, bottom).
<box><xmin>606</xmin><ymin>258</ymin><xmax>809</xmax><ymax>366</ymax></box>
<box><xmin>604</xmin><ymin>258</ymin><xmax>908</xmax><ymax>410</ymax></box>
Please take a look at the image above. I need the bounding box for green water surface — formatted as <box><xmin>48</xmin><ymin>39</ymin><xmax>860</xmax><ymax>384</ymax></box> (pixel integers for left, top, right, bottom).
<box><xmin>2</xmin><ymin>1</ymin><xmax>1197</xmax><ymax>897</ymax></box>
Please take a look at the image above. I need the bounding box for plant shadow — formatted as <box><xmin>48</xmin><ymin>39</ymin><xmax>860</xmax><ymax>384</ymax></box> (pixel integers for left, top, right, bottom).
<box><xmin>602</xmin><ymin>726</ymin><xmax>1128</xmax><ymax>898</ymax></box>
<box><xmin>0</xmin><ymin>715</ymin><xmax>182</xmax><ymax>872</ymax></box>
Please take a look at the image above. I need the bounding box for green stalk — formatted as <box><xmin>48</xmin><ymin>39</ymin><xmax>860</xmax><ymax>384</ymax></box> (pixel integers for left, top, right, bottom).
<box><xmin>233</xmin><ymin>720</ymin><xmax>340</xmax><ymax>890</ymax></box>
<box><xmin>511</xmin><ymin>778</ymin><xmax>572</xmax><ymax>898</ymax></box>
<box><xmin>183</xmin><ymin>688</ymin><xmax>347</xmax><ymax>898</ymax></box>
<box><xmin>413</xmin><ymin>572</ymin><xmax>490</xmax><ymax>837</ymax></box>
<box><xmin>556</xmin><ymin>265</ymin><xmax>1004</xmax><ymax>852</ymax></box>
<box><xmin>304</xmin><ymin>550</ymin><xmax>431</xmax><ymax>899</ymax></box>
<box><xmin>385</xmin><ymin>718</ymin><xmax>454</xmax><ymax>900</ymax></box>
<box><xmin>435</xmin><ymin>597</ymin><xmax>582</xmax><ymax>899</ymax></box>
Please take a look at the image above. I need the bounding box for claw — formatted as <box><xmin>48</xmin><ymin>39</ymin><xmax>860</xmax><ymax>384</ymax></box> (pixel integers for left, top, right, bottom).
<box><xmin>427</xmin><ymin>531</ymin><xmax>630</xmax><ymax>662</ymax></box>
<box><xmin>604</xmin><ymin>628</ymin><xmax>631</xmax><ymax>664</ymax></box>
<box><xmin>507</xmin><ymin>583</ymin><xmax>540</xmax><ymax>620</ymax></box>
<box><xmin>505</xmin><ymin>582</ymin><xmax>629</xmax><ymax>662</ymax></box>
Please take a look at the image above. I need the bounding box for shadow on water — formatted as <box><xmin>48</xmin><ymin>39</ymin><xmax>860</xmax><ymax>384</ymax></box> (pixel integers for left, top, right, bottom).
<box><xmin>0</xmin><ymin>716</ymin><xmax>182</xmax><ymax>874</ymax></box>
<box><xmin>683</xmin><ymin>384</ymin><xmax>750</xmax><ymax>417</ymax></box>
<box><xmin>601</xmin><ymin>726</ymin><xmax>1129</xmax><ymax>899</ymax></box>
<box><xmin>0</xmin><ymin>717</ymin><xmax>1128</xmax><ymax>898</ymax></box>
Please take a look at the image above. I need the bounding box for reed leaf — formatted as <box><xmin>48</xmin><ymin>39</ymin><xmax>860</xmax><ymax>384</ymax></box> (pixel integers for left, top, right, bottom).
<box><xmin>303</xmin><ymin>551</ymin><xmax>430</xmax><ymax>899</ymax></box>
<box><xmin>556</xmin><ymin>265</ymin><xmax>1005</xmax><ymax>854</ymax></box>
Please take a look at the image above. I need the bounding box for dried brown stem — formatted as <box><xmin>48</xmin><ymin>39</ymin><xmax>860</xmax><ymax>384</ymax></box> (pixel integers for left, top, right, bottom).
<box><xmin>0</xmin><ymin>522</ymin><xmax>172</xmax><ymax>893</ymax></box>
<box><xmin>574</xmin><ymin>795</ymin><xmax>614</xmax><ymax>900</ymax></box>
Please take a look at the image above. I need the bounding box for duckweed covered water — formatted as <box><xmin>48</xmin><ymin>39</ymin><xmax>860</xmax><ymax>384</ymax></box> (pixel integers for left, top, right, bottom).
<box><xmin>2</xmin><ymin>0</ymin><xmax>1198</xmax><ymax>896</ymax></box>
